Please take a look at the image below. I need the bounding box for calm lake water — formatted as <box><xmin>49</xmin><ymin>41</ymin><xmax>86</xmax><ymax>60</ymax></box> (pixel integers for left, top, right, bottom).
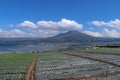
<box><xmin>0</xmin><ymin>40</ymin><xmax>120</xmax><ymax>53</ymax></box>
<box><xmin>0</xmin><ymin>44</ymin><xmax>68</xmax><ymax>53</ymax></box>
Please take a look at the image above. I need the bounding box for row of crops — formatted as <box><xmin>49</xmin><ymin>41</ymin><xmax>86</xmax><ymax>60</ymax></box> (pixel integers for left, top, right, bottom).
<box><xmin>71</xmin><ymin>52</ymin><xmax>120</xmax><ymax>66</ymax></box>
<box><xmin>35</xmin><ymin>51</ymin><xmax>120</xmax><ymax>80</ymax></box>
<box><xmin>74</xmin><ymin>47</ymin><xmax>120</xmax><ymax>55</ymax></box>
<box><xmin>0</xmin><ymin>53</ymin><xmax>34</xmax><ymax>80</ymax></box>
<box><xmin>89</xmin><ymin>74</ymin><xmax>120</xmax><ymax>80</ymax></box>
<box><xmin>1</xmin><ymin>51</ymin><xmax>120</xmax><ymax>80</ymax></box>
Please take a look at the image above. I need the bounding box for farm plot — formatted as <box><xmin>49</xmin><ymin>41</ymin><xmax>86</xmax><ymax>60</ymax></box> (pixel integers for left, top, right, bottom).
<box><xmin>35</xmin><ymin>52</ymin><xmax>120</xmax><ymax>80</ymax></box>
<box><xmin>0</xmin><ymin>53</ymin><xmax>34</xmax><ymax>80</ymax></box>
<box><xmin>74</xmin><ymin>48</ymin><xmax>120</xmax><ymax>55</ymax></box>
<box><xmin>67</xmin><ymin>52</ymin><xmax>120</xmax><ymax>67</ymax></box>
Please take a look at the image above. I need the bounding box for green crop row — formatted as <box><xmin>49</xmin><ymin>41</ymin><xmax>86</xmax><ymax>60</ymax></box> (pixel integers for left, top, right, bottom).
<box><xmin>0</xmin><ymin>53</ymin><xmax>35</xmax><ymax>79</ymax></box>
<box><xmin>35</xmin><ymin>51</ymin><xmax>120</xmax><ymax>80</ymax></box>
<box><xmin>74</xmin><ymin>48</ymin><xmax>120</xmax><ymax>55</ymax></box>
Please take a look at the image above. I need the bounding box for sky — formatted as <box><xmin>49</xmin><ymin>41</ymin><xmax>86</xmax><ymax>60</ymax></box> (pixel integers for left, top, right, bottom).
<box><xmin>0</xmin><ymin>0</ymin><xmax>120</xmax><ymax>38</ymax></box>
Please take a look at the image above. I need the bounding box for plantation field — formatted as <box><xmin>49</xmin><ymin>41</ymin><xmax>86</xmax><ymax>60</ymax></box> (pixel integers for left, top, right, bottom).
<box><xmin>1</xmin><ymin>51</ymin><xmax>120</xmax><ymax>80</ymax></box>
<box><xmin>35</xmin><ymin>51</ymin><xmax>120</xmax><ymax>80</ymax></box>
<box><xmin>74</xmin><ymin>48</ymin><xmax>120</xmax><ymax>55</ymax></box>
<box><xmin>0</xmin><ymin>53</ymin><xmax>34</xmax><ymax>80</ymax></box>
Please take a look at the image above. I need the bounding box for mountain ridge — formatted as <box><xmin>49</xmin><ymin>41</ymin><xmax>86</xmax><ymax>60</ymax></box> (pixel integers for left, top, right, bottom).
<box><xmin>0</xmin><ymin>30</ymin><xmax>120</xmax><ymax>43</ymax></box>
<box><xmin>41</xmin><ymin>30</ymin><xmax>101</xmax><ymax>42</ymax></box>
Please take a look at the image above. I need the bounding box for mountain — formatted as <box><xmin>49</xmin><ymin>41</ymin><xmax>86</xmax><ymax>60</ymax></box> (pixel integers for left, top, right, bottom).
<box><xmin>41</xmin><ymin>30</ymin><xmax>101</xmax><ymax>42</ymax></box>
<box><xmin>0</xmin><ymin>30</ymin><xmax>120</xmax><ymax>44</ymax></box>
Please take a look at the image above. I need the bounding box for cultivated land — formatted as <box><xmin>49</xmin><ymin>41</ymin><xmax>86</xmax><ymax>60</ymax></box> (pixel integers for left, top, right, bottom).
<box><xmin>0</xmin><ymin>53</ymin><xmax>35</xmax><ymax>80</ymax></box>
<box><xmin>35</xmin><ymin>51</ymin><xmax>120</xmax><ymax>80</ymax></box>
<box><xmin>74</xmin><ymin>47</ymin><xmax>120</xmax><ymax>55</ymax></box>
<box><xmin>1</xmin><ymin>49</ymin><xmax>120</xmax><ymax>80</ymax></box>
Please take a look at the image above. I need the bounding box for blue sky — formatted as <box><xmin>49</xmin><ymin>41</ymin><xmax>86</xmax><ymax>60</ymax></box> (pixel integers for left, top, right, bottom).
<box><xmin>0</xmin><ymin>0</ymin><xmax>120</xmax><ymax>38</ymax></box>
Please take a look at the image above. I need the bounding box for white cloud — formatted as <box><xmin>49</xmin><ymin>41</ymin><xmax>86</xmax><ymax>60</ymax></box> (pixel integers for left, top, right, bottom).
<box><xmin>90</xmin><ymin>21</ymin><xmax>105</xmax><ymax>26</ymax></box>
<box><xmin>91</xmin><ymin>19</ymin><xmax>120</xmax><ymax>30</ymax></box>
<box><xmin>18</xmin><ymin>21</ymin><xmax>37</xmax><ymax>29</ymax></box>
<box><xmin>0</xmin><ymin>29</ymin><xmax>33</xmax><ymax>37</ymax></box>
<box><xmin>0</xmin><ymin>28</ymin><xmax>60</xmax><ymax>38</ymax></box>
<box><xmin>102</xmin><ymin>28</ymin><xmax>120</xmax><ymax>38</ymax></box>
<box><xmin>1</xmin><ymin>18</ymin><xmax>120</xmax><ymax>38</ymax></box>
<box><xmin>36</xmin><ymin>30</ymin><xmax>59</xmax><ymax>38</ymax></box>
<box><xmin>84</xmin><ymin>28</ymin><xmax>120</xmax><ymax>38</ymax></box>
<box><xmin>84</xmin><ymin>31</ymin><xmax>103</xmax><ymax>37</ymax></box>
<box><xmin>13</xmin><ymin>18</ymin><xmax>83</xmax><ymax>38</ymax></box>
<box><xmin>18</xmin><ymin>18</ymin><xmax>83</xmax><ymax>31</ymax></box>
<box><xmin>0</xmin><ymin>28</ymin><xmax>120</xmax><ymax>38</ymax></box>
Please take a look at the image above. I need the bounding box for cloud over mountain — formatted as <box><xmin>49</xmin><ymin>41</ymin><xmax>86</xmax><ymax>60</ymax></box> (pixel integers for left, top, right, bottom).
<box><xmin>0</xmin><ymin>19</ymin><xmax>83</xmax><ymax>38</ymax></box>
<box><xmin>37</xmin><ymin>18</ymin><xmax>83</xmax><ymax>31</ymax></box>
<box><xmin>0</xmin><ymin>18</ymin><xmax>120</xmax><ymax>38</ymax></box>
<box><xmin>18</xmin><ymin>18</ymin><xmax>83</xmax><ymax>31</ymax></box>
<box><xmin>84</xmin><ymin>31</ymin><xmax>103</xmax><ymax>37</ymax></box>
<box><xmin>91</xmin><ymin>19</ymin><xmax>120</xmax><ymax>30</ymax></box>
<box><xmin>84</xmin><ymin>28</ymin><xmax>120</xmax><ymax>38</ymax></box>
<box><xmin>102</xmin><ymin>28</ymin><xmax>120</xmax><ymax>38</ymax></box>
<box><xmin>18</xmin><ymin>21</ymin><xmax>37</xmax><ymax>29</ymax></box>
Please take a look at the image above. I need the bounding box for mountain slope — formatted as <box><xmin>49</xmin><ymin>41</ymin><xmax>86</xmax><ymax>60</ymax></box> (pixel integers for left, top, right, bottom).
<box><xmin>41</xmin><ymin>30</ymin><xmax>99</xmax><ymax>42</ymax></box>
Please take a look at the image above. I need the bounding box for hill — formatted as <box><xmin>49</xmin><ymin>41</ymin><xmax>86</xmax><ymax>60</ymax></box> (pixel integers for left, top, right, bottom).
<box><xmin>41</xmin><ymin>30</ymin><xmax>101</xmax><ymax>42</ymax></box>
<box><xmin>0</xmin><ymin>30</ymin><xmax>120</xmax><ymax>44</ymax></box>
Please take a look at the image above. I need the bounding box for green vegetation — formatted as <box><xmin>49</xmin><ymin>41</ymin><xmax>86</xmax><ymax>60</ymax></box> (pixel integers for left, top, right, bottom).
<box><xmin>74</xmin><ymin>47</ymin><xmax>120</xmax><ymax>55</ymax></box>
<box><xmin>1</xmin><ymin>51</ymin><xmax>120</xmax><ymax>79</ymax></box>
<box><xmin>0</xmin><ymin>53</ymin><xmax>34</xmax><ymax>80</ymax></box>
<box><xmin>35</xmin><ymin>51</ymin><xmax>120</xmax><ymax>80</ymax></box>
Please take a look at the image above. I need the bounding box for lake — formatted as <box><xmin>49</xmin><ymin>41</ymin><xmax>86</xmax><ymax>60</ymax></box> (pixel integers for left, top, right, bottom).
<box><xmin>0</xmin><ymin>38</ymin><xmax>120</xmax><ymax>53</ymax></box>
<box><xmin>0</xmin><ymin>43</ymin><xmax>68</xmax><ymax>53</ymax></box>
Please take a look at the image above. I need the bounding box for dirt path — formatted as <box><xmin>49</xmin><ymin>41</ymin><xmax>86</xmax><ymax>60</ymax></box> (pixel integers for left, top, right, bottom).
<box><xmin>25</xmin><ymin>53</ymin><xmax>37</xmax><ymax>80</ymax></box>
